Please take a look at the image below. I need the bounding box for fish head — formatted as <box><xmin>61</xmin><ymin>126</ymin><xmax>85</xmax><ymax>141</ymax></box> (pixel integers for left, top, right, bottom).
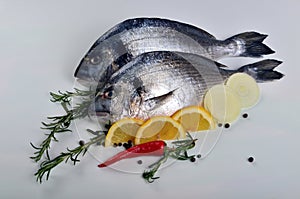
<box><xmin>89</xmin><ymin>81</ymin><xmax>138</xmax><ymax>122</ymax></box>
<box><xmin>74</xmin><ymin>34</ymin><xmax>128</xmax><ymax>85</ymax></box>
<box><xmin>88</xmin><ymin>84</ymin><xmax>115</xmax><ymax>119</ymax></box>
<box><xmin>90</xmin><ymin>82</ymin><xmax>182</xmax><ymax>122</ymax></box>
<box><xmin>74</xmin><ymin>46</ymin><xmax>115</xmax><ymax>84</ymax></box>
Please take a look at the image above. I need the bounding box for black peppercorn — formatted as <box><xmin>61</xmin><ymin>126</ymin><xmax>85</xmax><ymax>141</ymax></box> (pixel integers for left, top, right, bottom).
<box><xmin>242</xmin><ymin>113</ymin><xmax>249</xmax><ymax>118</ymax></box>
<box><xmin>190</xmin><ymin>157</ymin><xmax>196</xmax><ymax>162</ymax></box>
<box><xmin>64</xmin><ymin>121</ymin><xmax>71</xmax><ymax>127</ymax></box>
<box><xmin>79</xmin><ymin>140</ymin><xmax>85</xmax><ymax>146</ymax></box>
<box><xmin>127</xmin><ymin>140</ymin><xmax>133</xmax><ymax>148</ymax></box>
<box><xmin>137</xmin><ymin>160</ymin><xmax>143</xmax><ymax>164</ymax></box>
<box><xmin>123</xmin><ymin>143</ymin><xmax>129</xmax><ymax>149</ymax></box>
<box><xmin>248</xmin><ymin>156</ymin><xmax>254</xmax><ymax>163</ymax></box>
<box><xmin>224</xmin><ymin>123</ymin><xmax>230</xmax><ymax>128</ymax></box>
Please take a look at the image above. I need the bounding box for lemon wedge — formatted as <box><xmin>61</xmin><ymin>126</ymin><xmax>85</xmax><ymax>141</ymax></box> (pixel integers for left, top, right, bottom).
<box><xmin>172</xmin><ymin>106</ymin><xmax>216</xmax><ymax>132</ymax></box>
<box><xmin>135</xmin><ymin>116</ymin><xmax>186</xmax><ymax>145</ymax></box>
<box><xmin>105</xmin><ymin>118</ymin><xmax>144</xmax><ymax>147</ymax></box>
<box><xmin>204</xmin><ymin>84</ymin><xmax>241</xmax><ymax>123</ymax></box>
<box><xmin>226</xmin><ymin>73</ymin><xmax>260</xmax><ymax>108</ymax></box>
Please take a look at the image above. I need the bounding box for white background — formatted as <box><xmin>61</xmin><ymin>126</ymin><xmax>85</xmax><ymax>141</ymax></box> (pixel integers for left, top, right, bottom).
<box><xmin>1</xmin><ymin>0</ymin><xmax>299</xmax><ymax>198</ymax></box>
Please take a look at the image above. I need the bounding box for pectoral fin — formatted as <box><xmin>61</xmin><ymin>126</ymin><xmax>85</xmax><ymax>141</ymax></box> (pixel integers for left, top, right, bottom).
<box><xmin>143</xmin><ymin>89</ymin><xmax>177</xmax><ymax>111</ymax></box>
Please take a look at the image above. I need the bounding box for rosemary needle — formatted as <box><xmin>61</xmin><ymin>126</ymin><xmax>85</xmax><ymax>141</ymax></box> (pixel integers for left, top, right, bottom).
<box><xmin>142</xmin><ymin>133</ymin><xmax>197</xmax><ymax>183</ymax></box>
<box><xmin>34</xmin><ymin>132</ymin><xmax>106</xmax><ymax>183</ymax></box>
<box><xmin>31</xmin><ymin>88</ymin><xmax>199</xmax><ymax>183</ymax></box>
<box><xmin>30</xmin><ymin>88</ymin><xmax>94</xmax><ymax>162</ymax></box>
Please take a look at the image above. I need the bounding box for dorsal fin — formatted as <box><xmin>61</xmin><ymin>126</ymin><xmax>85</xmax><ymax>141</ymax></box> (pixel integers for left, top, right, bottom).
<box><xmin>90</xmin><ymin>18</ymin><xmax>215</xmax><ymax>51</ymax></box>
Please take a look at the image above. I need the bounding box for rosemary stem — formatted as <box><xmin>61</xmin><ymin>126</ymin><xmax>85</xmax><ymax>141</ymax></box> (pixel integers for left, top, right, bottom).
<box><xmin>35</xmin><ymin>133</ymin><xmax>106</xmax><ymax>183</ymax></box>
<box><xmin>142</xmin><ymin>134</ymin><xmax>197</xmax><ymax>183</ymax></box>
<box><xmin>31</xmin><ymin>88</ymin><xmax>94</xmax><ymax>163</ymax></box>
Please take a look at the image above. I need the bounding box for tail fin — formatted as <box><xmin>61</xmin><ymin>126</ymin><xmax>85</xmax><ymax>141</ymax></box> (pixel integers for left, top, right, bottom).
<box><xmin>236</xmin><ymin>59</ymin><xmax>284</xmax><ymax>82</ymax></box>
<box><xmin>225</xmin><ymin>32</ymin><xmax>275</xmax><ymax>57</ymax></box>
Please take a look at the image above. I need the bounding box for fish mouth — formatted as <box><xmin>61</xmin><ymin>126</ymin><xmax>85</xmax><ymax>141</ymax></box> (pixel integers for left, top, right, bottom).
<box><xmin>75</xmin><ymin>78</ymin><xmax>99</xmax><ymax>87</ymax></box>
<box><xmin>74</xmin><ymin>65</ymin><xmax>93</xmax><ymax>82</ymax></box>
<box><xmin>74</xmin><ymin>58</ymin><xmax>88</xmax><ymax>78</ymax></box>
<box><xmin>74</xmin><ymin>59</ymin><xmax>101</xmax><ymax>82</ymax></box>
<box><xmin>88</xmin><ymin>101</ymin><xmax>111</xmax><ymax>118</ymax></box>
<box><xmin>94</xmin><ymin>111</ymin><xmax>110</xmax><ymax>117</ymax></box>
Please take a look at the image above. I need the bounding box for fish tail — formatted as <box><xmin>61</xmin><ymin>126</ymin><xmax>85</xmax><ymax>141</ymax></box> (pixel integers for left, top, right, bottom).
<box><xmin>235</xmin><ymin>59</ymin><xmax>284</xmax><ymax>82</ymax></box>
<box><xmin>225</xmin><ymin>32</ymin><xmax>275</xmax><ymax>57</ymax></box>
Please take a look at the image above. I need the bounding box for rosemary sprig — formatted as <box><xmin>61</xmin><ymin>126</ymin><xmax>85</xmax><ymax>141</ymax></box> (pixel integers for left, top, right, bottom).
<box><xmin>142</xmin><ymin>133</ymin><xmax>197</xmax><ymax>183</ymax></box>
<box><xmin>50</xmin><ymin>88</ymin><xmax>94</xmax><ymax>105</ymax></box>
<box><xmin>34</xmin><ymin>130</ymin><xmax>106</xmax><ymax>183</ymax></box>
<box><xmin>30</xmin><ymin>88</ymin><xmax>95</xmax><ymax>162</ymax></box>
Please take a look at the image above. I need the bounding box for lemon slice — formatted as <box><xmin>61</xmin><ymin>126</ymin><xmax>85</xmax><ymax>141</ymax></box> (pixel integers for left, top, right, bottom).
<box><xmin>105</xmin><ymin>118</ymin><xmax>144</xmax><ymax>147</ymax></box>
<box><xmin>135</xmin><ymin>116</ymin><xmax>186</xmax><ymax>145</ymax></box>
<box><xmin>204</xmin><ymin>84</ymin><xmax>241</xmax><ymax>123</ymax></box>
<box><xmin>225</xmin><ymin>73</ymin><xmax>260</xmax><ymax>108</ymax></box>
<box><xmin>172</xmin><ymin>106</ymin><xmax>216</xmax><ymax>132</ymax></box>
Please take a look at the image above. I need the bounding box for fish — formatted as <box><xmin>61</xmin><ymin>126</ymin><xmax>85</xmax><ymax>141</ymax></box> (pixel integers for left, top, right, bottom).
<box><xmin>89</xmin><ymin>51</ymin><xmax>283</xmax><ymax>122</ymax></box>
<box><xmin>74</xmin><ymin>17</ymin><xmax>275</xmax><ymax>84</ymax></box>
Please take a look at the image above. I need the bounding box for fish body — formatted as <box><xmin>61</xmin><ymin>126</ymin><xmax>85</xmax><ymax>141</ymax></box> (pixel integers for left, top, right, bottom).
<box><xmin>75</xmin><ymin>18</ymin><xmax>274</xmax><ymax>84</ymax></box>
<box><xmin>90</xmin><ymin>51</ymin><xmax>283</xmax><ymax>122</ymax></box>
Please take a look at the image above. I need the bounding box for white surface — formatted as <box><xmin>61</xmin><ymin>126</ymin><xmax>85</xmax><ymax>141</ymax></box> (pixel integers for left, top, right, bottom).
<box><xmin>1</xmin><ymin>0</ymin><xmax>299</xmax><ymax>198</ymax></box>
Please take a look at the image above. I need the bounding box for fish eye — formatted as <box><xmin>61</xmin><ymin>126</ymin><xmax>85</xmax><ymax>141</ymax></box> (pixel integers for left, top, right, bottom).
<box><xmin>103</xmin><ymin>90</ymin><xmax>113</xmax><ymax>98</ymax></box>
<box><xmin>90</xmin><ymin>56</ymin><xmax>100</xmax><ymax>65</ymax></box>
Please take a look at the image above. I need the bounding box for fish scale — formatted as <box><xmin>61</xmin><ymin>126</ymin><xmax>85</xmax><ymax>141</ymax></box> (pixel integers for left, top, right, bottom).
<box><xmin>119</xmin><ymin>26</ymin><xmax>208</xmax><ymax>57</ymax></box>
<box><xmin>74</xmin><ymin>17</ymin><xmax>275</xmax><ymax>84</ymax></box>
<box><xmin>91</xmin><ymin>51</ymin><xmax>219</xmax><ymax>122</ymax></box>
<box><xmin>90</xmin><ymin>51</ymin><xmax>283</xmax><ymax>122</ymax></box>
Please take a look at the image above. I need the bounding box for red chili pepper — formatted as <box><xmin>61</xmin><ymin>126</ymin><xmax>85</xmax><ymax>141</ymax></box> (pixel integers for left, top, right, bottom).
<box><xmin>98</xmin><ymin>140</ymin><xmax>166</xmax><ymax>168</ymax></box>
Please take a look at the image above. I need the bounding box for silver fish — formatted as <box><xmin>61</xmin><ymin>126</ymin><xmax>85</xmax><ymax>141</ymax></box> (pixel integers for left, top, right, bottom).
<box><xmin>90</xmin><ymin>51</ymin><xmax>283</xmax><ymax>122</ymax></box>
<box><xmin>74</xmin><ymin>18</ymin><xmax>274</xmax><ymax>84</ymax></box>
